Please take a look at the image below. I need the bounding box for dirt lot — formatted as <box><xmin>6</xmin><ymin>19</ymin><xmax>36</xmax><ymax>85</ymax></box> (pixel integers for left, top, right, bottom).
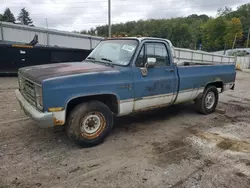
<box><xmin>1</xmin><ymin>71</ymin><xmax>250</xmax><ymax>188</ymax></box>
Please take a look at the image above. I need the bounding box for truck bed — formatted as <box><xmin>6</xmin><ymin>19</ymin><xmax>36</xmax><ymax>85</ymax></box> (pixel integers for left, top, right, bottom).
<box><xmin>174</xmin><ymin>64</ymin><xmax>236</xmax><ymax>104</ymax></box>
<box><xmin>173</xmin><ymin>47</ymin><xmax>235</xmax><ymax>65</ymax></box>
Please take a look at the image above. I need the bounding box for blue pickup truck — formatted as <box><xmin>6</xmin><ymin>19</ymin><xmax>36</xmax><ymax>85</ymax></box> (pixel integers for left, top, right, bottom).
<box><xmin>15</xmin><ymin>37</ymin><xmax>236</xmax><ymax>146</ymax></box>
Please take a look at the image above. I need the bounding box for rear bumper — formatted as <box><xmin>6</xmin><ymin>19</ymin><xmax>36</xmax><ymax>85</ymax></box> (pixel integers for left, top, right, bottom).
<box><xmin>15</xmin><ymin>89</ymin><xmax>54</xmax><ymax>128</ymax></box>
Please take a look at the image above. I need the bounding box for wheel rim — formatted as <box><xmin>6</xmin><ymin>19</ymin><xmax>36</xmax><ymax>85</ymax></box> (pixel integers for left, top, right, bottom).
<box><xmin>205</xmin><ymin>91</ymin><xmax>215</xmax><ymax>109</ymax></box>
<box><xmin>80</xmin><ymin>112</ymin><xmax>106</xmax><ymax>139</ymax></box>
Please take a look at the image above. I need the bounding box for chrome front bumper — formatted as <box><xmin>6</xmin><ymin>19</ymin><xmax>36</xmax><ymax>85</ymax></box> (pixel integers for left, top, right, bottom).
<box><xmin>15</xmin><ymin>89</ymin><xmax>54</xmax><ymax>128</ymax></box>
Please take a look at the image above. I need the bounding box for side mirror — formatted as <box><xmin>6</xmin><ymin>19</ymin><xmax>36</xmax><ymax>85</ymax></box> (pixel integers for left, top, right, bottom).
<box><xmin>145</xmin><ymin>57</ymin><xmax>156</xmax><ymax>68</ymax></box>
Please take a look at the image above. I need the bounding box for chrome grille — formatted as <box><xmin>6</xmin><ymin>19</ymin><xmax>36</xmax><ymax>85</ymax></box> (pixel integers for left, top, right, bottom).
<box><xmin>19</xmin><ymin>75</ymin><xmax>36</xmax><ymax>106</ymax></box>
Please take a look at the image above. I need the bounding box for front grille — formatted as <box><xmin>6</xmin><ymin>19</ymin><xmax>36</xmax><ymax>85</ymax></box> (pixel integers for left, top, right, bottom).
<box><xmin>19</xmin><ymin>75</ymin><xmax>36</xmax><ymax>106</ymax></box>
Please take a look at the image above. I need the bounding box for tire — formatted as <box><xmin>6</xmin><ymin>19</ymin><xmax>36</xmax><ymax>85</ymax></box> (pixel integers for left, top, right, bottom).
<box><xmin>65</xmin><ymin>101</ymin><xmax>113</xmax><ymax>147</ymax></box>
<box><xmin>195</xmin><ymin>86</ymin><xmax>219</xmax><ymax>115</ymax></box>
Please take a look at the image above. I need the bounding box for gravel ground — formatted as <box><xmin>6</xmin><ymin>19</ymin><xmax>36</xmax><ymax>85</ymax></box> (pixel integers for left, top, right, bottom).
<box><xmin>0</xmin><ymin>71</ymin><xmax>250</xmax><ymax>188</ymax></box>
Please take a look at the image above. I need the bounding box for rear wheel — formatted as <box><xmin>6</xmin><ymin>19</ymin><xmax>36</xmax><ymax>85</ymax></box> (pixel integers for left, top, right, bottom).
<box><xmin>195</xmin><ymin>86</ymin><xmax>218</xmax><ymax>115</ymax></box>
<box><xmin>66</xmin><ymin>101</ymin><xmax>113</xmax><ymax>147</ymax></box>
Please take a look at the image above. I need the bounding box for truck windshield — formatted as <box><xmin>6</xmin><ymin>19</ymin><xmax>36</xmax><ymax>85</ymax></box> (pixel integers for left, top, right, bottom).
<box><xmin>86</xmin><ymin>39</ymin><xmax>138</xmax><ymax>66</ymax></box>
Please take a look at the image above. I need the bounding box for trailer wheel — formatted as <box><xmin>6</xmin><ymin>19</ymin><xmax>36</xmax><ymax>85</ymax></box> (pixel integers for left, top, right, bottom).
<box><xmin>195</xmin><ymin>86</ymin><xmax>218</xmax><ymax>115</ymax></box>
<box><xmin>66</xmin><ymin>101</ymin><xmax>113</xmax><ymax>147</ymax></box>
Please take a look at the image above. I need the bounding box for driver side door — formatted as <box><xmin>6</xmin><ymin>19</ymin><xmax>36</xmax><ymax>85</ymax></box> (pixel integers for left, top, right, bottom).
<box><xmin>132</xmin><ymin>41</ymin><xmax>177</xmax><ymax>111</ymax></box>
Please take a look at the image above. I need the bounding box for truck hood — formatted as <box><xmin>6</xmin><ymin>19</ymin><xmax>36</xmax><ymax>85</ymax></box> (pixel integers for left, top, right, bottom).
<box><xmin>18</xmin><ymin>61</ymin><xmax>116</xmax><ymax>84</ymax></box>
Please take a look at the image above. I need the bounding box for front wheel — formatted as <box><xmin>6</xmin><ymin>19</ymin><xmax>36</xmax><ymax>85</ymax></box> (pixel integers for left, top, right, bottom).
<box><xmin>66</xmin><ymin>101</ymin><xmax>113</xmax><ymax>147</ymax></box>
<box><xmin>195</xmin><ymin>86</ymin><xmax>219</xmax><ymax>115</ymax></box>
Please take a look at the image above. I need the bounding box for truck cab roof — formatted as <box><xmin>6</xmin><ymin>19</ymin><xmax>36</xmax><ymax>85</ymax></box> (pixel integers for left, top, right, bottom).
<box><xmin>105</xmin><ymin>37</ymin><xmax>174</xmax><ymax>47</ymax></box>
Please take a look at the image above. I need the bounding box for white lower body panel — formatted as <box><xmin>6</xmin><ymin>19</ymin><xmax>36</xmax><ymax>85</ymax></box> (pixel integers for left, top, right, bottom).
<box><xmin>119</xmin><ymin>88</ymin><xmax>204</xmax><ymax>116</ymax></box>
<box><xmin>175</xmin><ymin>88</ymin><xmax>204</xmax><ymax>104</ymax></box>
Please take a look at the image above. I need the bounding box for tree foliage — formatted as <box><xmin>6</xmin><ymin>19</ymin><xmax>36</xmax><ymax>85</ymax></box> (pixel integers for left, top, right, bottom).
<box><xmin>17</xmin><ymin>8</ymin><xmax>33</xmax><ymax>26</ymax></box>
<box><xmin>82</xmin><ymin>3</ymin><xmax>249</xmax><ymax>51</ymax></box>
<box><xmin>2</xmin><ymin>8</ymin><xmax>16</xmax><ymax>23</ymax></box>
<box><xmin>0</xmin><ymin>7</ymin><xmax>34</xmax><ymax>26</ymax></box>
<box><xmin>224</xmin><ymin>18</ymin><xmax>243</xmax><ymax>48</ymax></box>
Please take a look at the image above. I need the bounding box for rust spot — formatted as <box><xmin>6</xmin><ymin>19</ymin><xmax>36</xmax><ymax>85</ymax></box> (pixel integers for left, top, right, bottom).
<box><xmin>80</xmin><ymin>111</ymin><xmax>106</xmax><ymax>139</ymax></box>
<box><xmin>53</xmin><ymin>118</ymin><xmax>64</xmax><ymax>126</ymax></box>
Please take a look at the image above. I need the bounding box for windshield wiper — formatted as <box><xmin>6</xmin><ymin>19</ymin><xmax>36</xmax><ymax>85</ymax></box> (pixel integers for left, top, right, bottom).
<box><xmin>86</xmin><ymin>57</ymin><xmax>96</xmax><ymax>60</ymax></box>
<box><xmin>101</xmin><ymin>58</ymin><xmax>112</xmax><ymax>62</ymax></box>
<box><xmin>87</xmin><ymin>57</ymin><xmax>114</xmax><ymax>67</ymax></box>
<box><xmin>100</xmin><ymin>58</ymin><xmax>114</xmax><ymax>67</ymax></box>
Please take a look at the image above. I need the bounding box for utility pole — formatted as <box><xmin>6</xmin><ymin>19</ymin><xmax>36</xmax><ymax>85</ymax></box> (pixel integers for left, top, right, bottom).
<box><xmin>108</xmin><ymin>0</ymin><xmax>111</xmax><ymax>37</ymax></box>
<box><xmin>46</xmin><ymin>18</ymin><xmax>48</xmax><ymax>29</ymax></box>
<box><xmin>46</xmin><ymin>18</ymin><xmax>49</xmax><ymax>46</ymax></box>
<box><xmin>232</xmin><ymin>33</ymin><xmax>237</xmax><ymax>49</ymax></box>
<box><xmin>246</xmin><ymin>27</ymin><xmax>250</xmax><ymax>48</ymax></box>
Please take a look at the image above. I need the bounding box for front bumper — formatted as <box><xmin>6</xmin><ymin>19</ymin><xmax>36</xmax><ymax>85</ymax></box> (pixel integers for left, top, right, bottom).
<box><xmin>15</xmin><ymin>89</ymin><xmax>54</xmax><ymax>128</ymax></box>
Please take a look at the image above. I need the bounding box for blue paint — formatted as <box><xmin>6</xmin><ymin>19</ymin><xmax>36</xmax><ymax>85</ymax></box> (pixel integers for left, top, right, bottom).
<box><xmin>132</xmin><ymin>39</ymin><xmax>178</xmax><ymax>99</ymax></box>
<box><xmin>178</xmin><ymin>65</ymin><xmax>236</xmax><ymax>91</ymax></box>
<box><xmin>19</xmin><ymin>38</ymin><xmax>236</xmax><ymax>113</ymax></box>
<box><xmin>42</xmin><ymin>66</ymin><xmax>134</xmax><ymax>110</ymax></box>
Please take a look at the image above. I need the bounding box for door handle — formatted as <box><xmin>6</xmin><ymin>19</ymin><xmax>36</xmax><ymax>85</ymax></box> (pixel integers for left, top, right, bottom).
<box><xmin>165</xmin><ymin>68</ymin><xmax>174</xmax><ymax>72</ymax></box>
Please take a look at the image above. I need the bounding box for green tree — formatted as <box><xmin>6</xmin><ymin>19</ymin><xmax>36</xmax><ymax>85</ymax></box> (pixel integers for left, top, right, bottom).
<box><xmin>170</xmin><ymin>23</ymin><xmax>192</xmax><ymax>48</ymax></box>
<box><xmin>0</xmin><ymin>14</ymin><xmax>3</xmax><ymax>21</ymax></box>
<box><xmin>201</xmin><ymin>17</ymin><xmax>228</xmax><ymax>51</ymax></box>
<box><xmin>17</xmin><ymin>8</ymin><xmax>33</xmax><ymax>26</ymax></box>
<box><xmin>2</xmin><ymin>8</ymin><xmax>16</xmax><ymax>23</ymax></box>
<box><xmin>223</xmin><ymin>3</ymin><xmax>250</xmax><ymax>47</ymax></box>
<box><xmin>81</xmin><ymin>2</ymin><xmax>249</xmax><ymax>50</ymax></box>
<box><xmin>224</xmin><ymin>18</ymin><xmax>243</xmax><ymax>49</ymax></box>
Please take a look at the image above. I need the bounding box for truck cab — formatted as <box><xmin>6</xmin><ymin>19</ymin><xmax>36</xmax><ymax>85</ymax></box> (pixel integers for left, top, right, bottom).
<box><xmin>15</xmin><ymin>37</ymin><xmax>236</xmax><ymax>147</ymax></box>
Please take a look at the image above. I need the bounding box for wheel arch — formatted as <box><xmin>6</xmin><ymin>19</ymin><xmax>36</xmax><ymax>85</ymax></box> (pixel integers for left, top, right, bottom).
<box><xmin>196</xmin><ymin>81</ymin><xmax>223</xmax><ymax>100</ymax></box>
<box><xmin>65</xmin><ymin>93</ymin><xmax>119</xmax><ymax>118</ymax></box>
<box><xmin>205</xmin><ymin>81</ymin><xmax>223</xmax><ymax>90</ymax></box>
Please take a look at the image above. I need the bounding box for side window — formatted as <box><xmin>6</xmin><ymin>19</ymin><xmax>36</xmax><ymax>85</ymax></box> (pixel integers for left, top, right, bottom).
<box><xmin>146</xmin><ymin>44</ymin><xmax>154</xmax><ymax>57</ymax></box>
<box><xmin>146</xmin><ymin>43</ymin><xmax>169</xmax><ymax>66</ymax></box>
<box><xmin>135</xmin><ymin>45</ymin><xmax>145</xmax><ymax>67</ymax></box>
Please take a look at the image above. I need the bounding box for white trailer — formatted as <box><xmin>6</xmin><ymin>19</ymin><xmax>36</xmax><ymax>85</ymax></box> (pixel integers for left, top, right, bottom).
<box><xmin>0</xmin><ymin>21</ymin><xmax>103</xmax><ymax>50</ymax></box>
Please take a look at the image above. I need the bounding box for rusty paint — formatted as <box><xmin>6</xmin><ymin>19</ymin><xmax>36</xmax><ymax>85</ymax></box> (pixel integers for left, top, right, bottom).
<box><xmin>53</xmin><ymin>117</ymin><xmax>64</xmax><ymax>126</ymax></box>
<box><xmin>19</xmin><ymin>61</ymin><xmax>117</xmax><ymax>84</ymax></box>
<box><xmin>81</xmin><ymin>112</ymin><xmax>106</xmax><ymax>139</ymax></box>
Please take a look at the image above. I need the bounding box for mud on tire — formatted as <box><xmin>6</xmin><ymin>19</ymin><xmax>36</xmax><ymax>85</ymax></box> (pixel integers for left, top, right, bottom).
<box><xmin>65</xmin><ymin>101</ymin><xmax>113</xmax><ymax>147</ymax></box>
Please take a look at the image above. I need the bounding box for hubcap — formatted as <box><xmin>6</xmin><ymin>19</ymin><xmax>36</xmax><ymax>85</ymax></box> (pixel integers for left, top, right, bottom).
<box><xmin>80</xmin><ymin>112</ymin><xmax>106</xmax><ymax>138</ymax></box>
<box><xmin>205</xmin><ymin>91</ymin><xmax>215</xmax><ymax>109</ymax></box>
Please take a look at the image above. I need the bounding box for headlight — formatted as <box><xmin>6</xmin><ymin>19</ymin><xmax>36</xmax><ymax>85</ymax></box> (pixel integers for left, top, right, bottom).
<box><xmin>35</xmin><ymin>85</ymin><xmax>43</xmax><ymax>110</ymax></box>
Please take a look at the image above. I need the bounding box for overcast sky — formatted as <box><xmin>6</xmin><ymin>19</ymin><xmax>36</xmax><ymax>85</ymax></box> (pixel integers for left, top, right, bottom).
<box><xmin>0</xmin><ymin>0</ymin><xmax>249</xmax><ymax>32</ymax></box>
